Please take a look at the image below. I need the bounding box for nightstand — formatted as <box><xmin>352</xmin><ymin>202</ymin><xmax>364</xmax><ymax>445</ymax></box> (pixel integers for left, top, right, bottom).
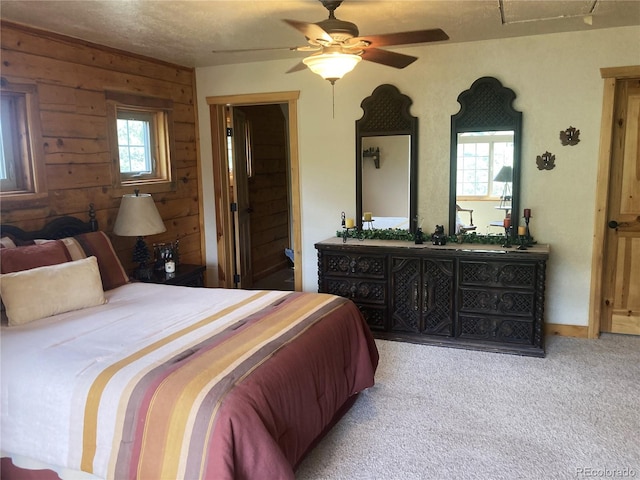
<box><xmin>142</xmin><ymin>264</ymin><xmax>206</xmax><ymax>287</ymax></box>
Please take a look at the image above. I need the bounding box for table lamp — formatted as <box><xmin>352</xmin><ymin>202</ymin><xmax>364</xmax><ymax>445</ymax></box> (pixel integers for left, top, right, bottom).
<box><xmin>113</xmin><ymin>190</ymin><xmax>166</xmax><ymax>280</ymax></box>
<box><xmin>494</xmin><ymin>165</ymin><xmax>513</xmax><ymax>209</ymax></box>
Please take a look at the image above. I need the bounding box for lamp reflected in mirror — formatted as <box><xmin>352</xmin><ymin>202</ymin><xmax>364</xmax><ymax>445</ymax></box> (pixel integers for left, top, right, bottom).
<box><xmin>494</xmin><ymin>165</ymin><xmax>513</xmax><ymax>209</ymax></box>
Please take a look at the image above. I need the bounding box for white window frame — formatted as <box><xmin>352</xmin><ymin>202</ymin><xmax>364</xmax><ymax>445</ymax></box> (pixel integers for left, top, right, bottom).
<box><xmin>456</xmin><ymin>131</ymin><xmax>514</xmax><ymax>201</ymax></box>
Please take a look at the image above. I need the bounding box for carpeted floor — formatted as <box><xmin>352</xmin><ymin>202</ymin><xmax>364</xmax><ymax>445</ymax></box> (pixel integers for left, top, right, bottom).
<box><xmin>296</xmin><ymin>334</ymin><xmax>640</xmax><ymax>480</ymax></box>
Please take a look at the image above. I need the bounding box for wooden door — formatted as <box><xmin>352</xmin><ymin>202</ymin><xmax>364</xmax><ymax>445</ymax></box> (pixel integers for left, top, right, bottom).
<box><xmin>231</xmin><ymin>107</ymin><xmax>253</xmax><ymax>288</ymax></box>
<box><xmin>602</xmin><ymin>77</ymin><xmax>640</xmax><ymax>334</ymax></box>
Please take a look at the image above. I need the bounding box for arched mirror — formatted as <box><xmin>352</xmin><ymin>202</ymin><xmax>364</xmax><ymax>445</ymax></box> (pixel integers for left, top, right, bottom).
<box><xmin>356</xmin><ymin>84</ymin><xmax>418</xmax><ymax>233</ymax></box>
<box><xmin>449</xmin><ymin>77</ymin><xmax>522</xmax><ymax>238</ymax></box>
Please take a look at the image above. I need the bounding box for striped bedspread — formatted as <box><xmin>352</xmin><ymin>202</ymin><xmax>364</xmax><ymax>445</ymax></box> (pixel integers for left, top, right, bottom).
<box><xmin>1</xmin><ymin>283</ymin><xmax>378</xmax><ymax>480</ymax></box>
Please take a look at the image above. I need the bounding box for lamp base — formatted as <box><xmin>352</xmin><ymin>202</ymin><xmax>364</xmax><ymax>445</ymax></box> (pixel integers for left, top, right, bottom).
<box><xmin>134</xmin><ymin>264</ymin><xmax>153</xmax><ymax>281</ymax></box>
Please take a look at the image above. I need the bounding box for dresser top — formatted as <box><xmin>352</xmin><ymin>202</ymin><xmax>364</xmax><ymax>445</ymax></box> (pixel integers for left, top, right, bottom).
<box><xmin>315</xmin><ymin>237</ymin><xmax>550</xmax><ymax>258</ymax></box>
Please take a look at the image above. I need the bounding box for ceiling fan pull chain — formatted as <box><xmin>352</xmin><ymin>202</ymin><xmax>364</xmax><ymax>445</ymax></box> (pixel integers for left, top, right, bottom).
<box><xmin>332</xmin><ymin>82</ymin><xmax>335</xmax><ymax>119</ymax></box>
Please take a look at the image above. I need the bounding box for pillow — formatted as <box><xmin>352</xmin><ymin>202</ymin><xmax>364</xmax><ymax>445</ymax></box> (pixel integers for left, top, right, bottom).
<box><xmin>73</xmin><ymin>231</ymin><xmax>129</xmax><ymax>290</ymax></box>
<box><xmin>0</xmin><ymin>237</ymin><xmax>17</xmax><ymax>249</ymax></box>
<box><xmin>0</xmin><ymin>240</ymin><xmax>72</xmax><ymax>274</ymax></box>
<box><xmin>0</xmin><ymin>256</ymin><xmax>107</xmax><ymax>326</ymax></box>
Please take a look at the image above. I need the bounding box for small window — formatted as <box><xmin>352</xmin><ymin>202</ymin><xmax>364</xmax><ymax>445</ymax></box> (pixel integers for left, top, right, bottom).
<box><xmin>0</xmin><ymin>81</ymin><xmax>47</xmax><ymax>207</ymax></box>
<box><xmin>107</xmin><ymin>92</ymin><xmax>175</xmax><ymax>193</ymax></box>
<box><xmin>456</xmin><ymin>131</ymin><xmax>514</xmax><ymax>200</ymax></box>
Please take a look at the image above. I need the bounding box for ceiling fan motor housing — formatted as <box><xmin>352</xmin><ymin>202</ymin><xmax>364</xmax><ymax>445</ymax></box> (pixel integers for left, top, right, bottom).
<box><xmin>316</xmin><ymin>18</ymin><xmax>359</xmax><ymax>43</ymax></box>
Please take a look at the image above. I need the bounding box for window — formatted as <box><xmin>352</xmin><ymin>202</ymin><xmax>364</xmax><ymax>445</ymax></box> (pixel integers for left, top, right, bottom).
<box><xmin>456</xmin><ymin>131</ymin><xmax>514</xmax><ymax>199</ymax></box>
<box><xmin>107</xmin><ymin>92</ymin><xmax>175</xmax><ymax>193</ymax></box>
<box><xmin>0</xmin><ymin>81</ymin><xmax>47</xmax><ymax>206</ymax></box>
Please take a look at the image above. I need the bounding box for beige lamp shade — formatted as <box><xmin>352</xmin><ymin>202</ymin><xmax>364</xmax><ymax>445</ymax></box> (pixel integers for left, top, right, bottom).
<box><xmin>113</xmin><ymin>193</ymin><xmax>166</xmax><ymax>237</ymax></box>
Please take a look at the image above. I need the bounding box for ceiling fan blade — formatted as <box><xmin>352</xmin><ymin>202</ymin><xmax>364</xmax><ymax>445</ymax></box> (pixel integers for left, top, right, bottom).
<box><xmin>283</xmin><ymin>19</ymin><xmax>333</xmax><ymax>44</ymax></box>
<box><xmin>213</xmin><ymin>45</ymin><xmax>319</xmax><ymax>54</ymax></box>
<box><xmin>355</xmin><ymin>29</ymin><xmax>449</xmax><ymax>48</ymax></box>
<box><xmin>286</xmin><ymin>62</ymin><xmax>308</xmax><ymax>74</ymax></box>
<box><xmin>360</xmin><ymin>48</ymin><xmax>418</xmax><ymax>69</ymax></box>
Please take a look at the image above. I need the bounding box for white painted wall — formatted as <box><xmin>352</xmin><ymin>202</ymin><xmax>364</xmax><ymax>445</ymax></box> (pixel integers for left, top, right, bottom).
<box><xmin>196</xmin><ymin>26</ymin><xmax>640</xmax><ymax>327</ymax></box>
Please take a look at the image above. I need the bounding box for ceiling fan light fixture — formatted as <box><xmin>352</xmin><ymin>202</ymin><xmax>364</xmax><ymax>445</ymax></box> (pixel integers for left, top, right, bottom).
<box><xmin>303</xmin><ymin>52</ymin><xmax>362</xmax><ymax>83</ymax></box>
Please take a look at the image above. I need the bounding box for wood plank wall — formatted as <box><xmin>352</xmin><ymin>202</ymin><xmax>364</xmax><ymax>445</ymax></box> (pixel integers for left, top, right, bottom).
<box><xmin>239</xmin><ymin>105</ymin><xmax>290</xmax><ymax>281</ymax></box>
<box><xmin>0</xmin><ymin>21</ymin><xmax>202</xmax><ymax>273</ymax></box>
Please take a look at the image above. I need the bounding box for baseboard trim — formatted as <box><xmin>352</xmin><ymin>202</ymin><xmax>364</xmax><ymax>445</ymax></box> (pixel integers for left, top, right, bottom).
<box><xmin>545</xmin><ymin>323</ymin><xmax>589</xmax><ymax>338</ymax></box>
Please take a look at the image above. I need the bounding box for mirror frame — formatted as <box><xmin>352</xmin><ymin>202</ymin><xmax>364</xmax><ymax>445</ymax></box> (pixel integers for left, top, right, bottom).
<box><xmin>356</xmin><ymin>84</ymin><xmax>418</xmax><ymax>233</ymax></box>
<box><xmin>449</xmin><ymin>76</ymin><xmax>522</xmax><ymax>238</ymax></box>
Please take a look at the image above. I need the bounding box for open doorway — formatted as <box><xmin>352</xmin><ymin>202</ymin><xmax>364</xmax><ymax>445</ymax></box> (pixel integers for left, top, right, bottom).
<box><xmin>206</xmin><ymin>92</ymin><xmax>302</xmax><ymax>291</ymax></box>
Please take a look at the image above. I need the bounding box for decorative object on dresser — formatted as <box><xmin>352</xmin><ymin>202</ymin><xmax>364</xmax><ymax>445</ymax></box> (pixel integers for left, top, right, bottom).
<box><xmin>317</xmin><ymin>237</ymin><xmax>549</xmax><ymax>357</ymax></box>
<box><xmin>113</xmin><ymin>190</ymin><xmax>166</xmax><ymax>280</ymax></box>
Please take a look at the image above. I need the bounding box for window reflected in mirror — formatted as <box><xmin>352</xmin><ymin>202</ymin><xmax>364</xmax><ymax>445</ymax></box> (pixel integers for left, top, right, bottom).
<box><xmin>455</xmin><ymin>131</ymin><xmax>514</xmax><ymax>234</ymax></box>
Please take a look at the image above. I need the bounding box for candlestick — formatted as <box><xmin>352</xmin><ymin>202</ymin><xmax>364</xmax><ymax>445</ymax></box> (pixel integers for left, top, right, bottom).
<box><xmin>502</xmin><ymin>225</ymin><xmax>512</xmax><ymax>248</ymax></box>
<box><xmin>524</xmin><ymin>208</ymin><xmax>531</xmax><ymax>219</ymax></box>
<box><xmin>525</xmin><ymin>216</ymin><xmax>533</xmax><ymax>246</ymax></box>
<box><xmin>363</xmin><ymin>212</ymin><xmax>372</xmax><ymax>222</ymax></box>
<box><xmin>503</xmin><ymin>217</ymin><xmax>511</xmax><ymax>229</ymax></box>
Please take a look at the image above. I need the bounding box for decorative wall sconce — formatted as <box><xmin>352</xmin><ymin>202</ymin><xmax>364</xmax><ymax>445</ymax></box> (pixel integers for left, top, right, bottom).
<box><xmin>363</xmin><ymin>147</ymin><xmax>381</xmax><ymax>169</ymax></box>
<box><xmin>560</xmin><ymin>126</ymin><xmax>580</xmax><ymax>146</ymax></box>
<box><xmin>536</xmin><ymin>151</ymin><xmax>556</xmax><ymax>170</ymax></box>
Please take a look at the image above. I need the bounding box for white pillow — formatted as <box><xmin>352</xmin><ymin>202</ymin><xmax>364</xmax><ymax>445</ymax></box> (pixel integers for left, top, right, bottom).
<box><xmin>0</xmin><ymin>256</ymin><xmax>107</xmax><ymax>326</ymax></box>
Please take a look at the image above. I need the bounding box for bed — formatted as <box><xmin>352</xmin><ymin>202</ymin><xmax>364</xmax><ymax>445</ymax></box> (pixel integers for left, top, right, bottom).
<box><xmin>0</xmin><ymin>207</ymin><xmax>379</xmax><ymax>480</ymax></box>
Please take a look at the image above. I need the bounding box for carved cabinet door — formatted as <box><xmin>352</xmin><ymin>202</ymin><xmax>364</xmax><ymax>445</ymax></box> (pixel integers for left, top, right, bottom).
<box><xmin>390</xmin><ymin>256</ymin><xmax>454</xmax><ymax>336</ymax></box>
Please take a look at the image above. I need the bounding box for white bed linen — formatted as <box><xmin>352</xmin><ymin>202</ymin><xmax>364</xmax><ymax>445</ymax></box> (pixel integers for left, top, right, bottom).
<box><xmin>0</xmin><ymin>283</ymin><xmax>290</xmax><ymax>478</ymax></box>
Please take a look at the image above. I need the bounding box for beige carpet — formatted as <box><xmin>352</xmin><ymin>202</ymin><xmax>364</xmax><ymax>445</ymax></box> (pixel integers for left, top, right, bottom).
<box><xmin>296</xmin><ymin>334</ymin><xmax>640</xmax><ymax>480</ymax></box>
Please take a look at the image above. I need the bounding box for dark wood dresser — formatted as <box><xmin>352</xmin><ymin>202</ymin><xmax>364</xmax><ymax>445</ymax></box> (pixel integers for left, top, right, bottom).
<box><xmin>316</xmin><ymin>238</ymin><xmax>549</xmax><ymax>357</ymax></box>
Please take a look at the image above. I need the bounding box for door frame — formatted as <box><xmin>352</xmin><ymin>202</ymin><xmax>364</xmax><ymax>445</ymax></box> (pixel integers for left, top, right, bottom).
<box><xmin>588</xmin><ymin>65</ymin><xmax>640</xmax><ymax>338</ymax></box>
<box><xmin>206</xmin><ymin>91</ymin><xmax>302</xmax><ymax>291</ymax></box>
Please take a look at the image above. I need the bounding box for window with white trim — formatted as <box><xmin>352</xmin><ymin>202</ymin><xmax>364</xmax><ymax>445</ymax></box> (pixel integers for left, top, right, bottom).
<box><xmin>107</xmin><ymin>92</ymin><xmax>175</xmax><ymax>191</ymax></box>
<box><xmin>456</xmin><ymin>131</ymin><xmax>514</xmax><ymax>199</ymax></box>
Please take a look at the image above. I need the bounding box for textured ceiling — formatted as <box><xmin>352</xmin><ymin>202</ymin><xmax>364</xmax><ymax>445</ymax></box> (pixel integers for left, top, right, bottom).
<box><xmin>1</xmin><ymin>0</ymin><xmax>638</xmax><ymax>68</ymax></box>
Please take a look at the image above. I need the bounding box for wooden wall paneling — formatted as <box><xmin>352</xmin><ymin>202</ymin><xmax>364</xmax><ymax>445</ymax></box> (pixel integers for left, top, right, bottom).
<box><xmin>0</xmin><ymin>21</ymin><xmax>193</xmax><ymax>86</ymax></box>
<box><xmin>0</xmin><ymin>50</ymin><xmax>193</xmax><ymax>104</ymax></box>
<box><xmin>1</xmin><ymin>22</ymin><xmax>201</xmax><ymax>273</ymax></box>
<box><xmin>45</xmin><ymin>164</ymin><xmax>112</xmax><ymax>190</ymax></box>
<box><xmin>38</xmin><ymin>84</ymin><xmax>107</xmax><ymax>116</ymax></box>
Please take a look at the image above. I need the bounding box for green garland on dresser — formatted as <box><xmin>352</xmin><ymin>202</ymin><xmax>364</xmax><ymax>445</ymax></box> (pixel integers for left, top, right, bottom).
<box><xmin>336</xmin><ymin>229</ymin><xmax>533</xmax><ymax>245</ymax></box>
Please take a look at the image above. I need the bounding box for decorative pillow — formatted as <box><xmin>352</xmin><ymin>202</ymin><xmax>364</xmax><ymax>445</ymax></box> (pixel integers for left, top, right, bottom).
<box><xmin>73</xmin><ymin>231</ymin><xmax>129</xmax><ymax>290</ymax></box>
<box><xmin>0</xmin><ymin>256</ymin><xmax>107</xmax><ymax>326</ymax></box>
<box><xmin>0</xmin><ymin>237</ymin><xmax>17</xmax><ymax>249</ymax></box>
<box><xmin>0</xmin><ymin>240</ymin><xmax>72</xmax><ymax>274</ymax></box>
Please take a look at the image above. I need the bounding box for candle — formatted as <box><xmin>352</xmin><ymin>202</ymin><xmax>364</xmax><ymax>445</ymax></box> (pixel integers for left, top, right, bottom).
<box><xmin>345</xmin><ymin>218</ymin><xmax>355</xmax><ymax>228</ymax></box>
<box><xmin>363</xmin><ymin>212</ymin><xmax>372</xmax><ymax>222</ymax></box>
<box><xmin>503</xmin><ymin>217</ymin><xmax>511</xmax><ymax>228</ymax></box>
<box><xmin>524</xmin><ymin>208</ymin><xmax>531</xmax><ymax>219</ymax></box>
<box><xmin>518</xmin><ymin>226</ymin><xmax>526</xmax><ymax>236</ymax></box>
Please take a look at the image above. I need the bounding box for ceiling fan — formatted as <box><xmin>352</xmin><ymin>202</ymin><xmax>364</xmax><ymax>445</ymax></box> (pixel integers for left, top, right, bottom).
<box><xmin>214</xmin><ymin>0</ymin><xmax>449</xmax><ymax>83</ymax></box>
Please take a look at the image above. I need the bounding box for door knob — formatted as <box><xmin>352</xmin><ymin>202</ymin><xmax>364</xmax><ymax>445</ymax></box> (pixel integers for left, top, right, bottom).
<box><xmin>608</xmin><ymin>220</ymin><xmax>623</xmax><ymax>229</ymax></box>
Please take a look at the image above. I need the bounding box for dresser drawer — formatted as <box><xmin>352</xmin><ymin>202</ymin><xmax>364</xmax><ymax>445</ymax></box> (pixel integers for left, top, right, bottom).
<box><xmin>355</xmin><ymin>304</ymin><xmax>387</xmax><ymax>331</ymax></box>
<box><xmin>458</xmin><ymin>260</ymin><xmax>537</xmax><ymax>289</ymax></box>
<box><xmin>457</xmin><ymin>314</ymin><xmax>535</xmax><ymax>345</ymax></box>
<box><xmin>321</xmin><ymin>252</ymin><xmax>386</xmax><ymax>279</ymax></box>
<box><xmin>322</xmin><ymin>276</ymin><xmax>387</xmax><ymax>305</ymax></box>
<box><xmin>458</xmin><ymin>286</ymin><xmax>535</xmax><ymax>317</ymax></box>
